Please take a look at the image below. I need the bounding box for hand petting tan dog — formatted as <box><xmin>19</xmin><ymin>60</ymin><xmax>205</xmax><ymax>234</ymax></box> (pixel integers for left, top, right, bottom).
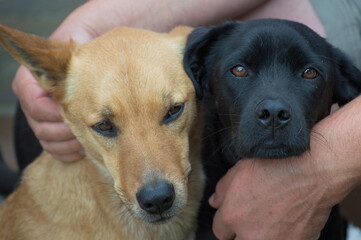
<box><xmin>0</xmin><ymin>25</ymin><xmax>204</xmax><ymax>240</ymax></box>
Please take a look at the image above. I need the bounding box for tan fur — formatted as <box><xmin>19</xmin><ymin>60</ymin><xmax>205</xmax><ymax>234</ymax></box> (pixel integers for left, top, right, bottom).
<box><xmin>0</xmin><ymin>25</ymin><xmax>204</xmax><ymax>240</ymax></box>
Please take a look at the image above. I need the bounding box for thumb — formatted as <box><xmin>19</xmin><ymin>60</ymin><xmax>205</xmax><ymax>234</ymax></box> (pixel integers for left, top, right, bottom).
<box><xmin>209</xmin><ymin>193</ymin><xmax>220</xmax><ymax>208</ymax></box>
<box><xmin>209</xmin><ymin>160</ymin><xmax>246</xmax><ymax>209</ymax></box>
<box><xmin>209</xmin><ymin>175</ymin><xmax>230</xmax><ymax>208</ymax></box>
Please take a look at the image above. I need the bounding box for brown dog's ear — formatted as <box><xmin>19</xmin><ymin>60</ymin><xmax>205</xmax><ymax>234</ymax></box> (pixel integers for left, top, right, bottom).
<box><xmin>183</xmin><ymin>23</ymin><xmax>235</xmax><ymax>99</ymax></box>
<box><xmin>332</xmin><ymin>47</ymin><xmax>361</xmax><ymax>106</ymax></box>
<box><xmin>169</xmin><ymin>26</ymin><xmax>193</xmax><ymax>37</ymax></box>
<box><xmin>0</xmin><ymin>24</ymin><xmax>76</xmax><ymax>99</ymax></box>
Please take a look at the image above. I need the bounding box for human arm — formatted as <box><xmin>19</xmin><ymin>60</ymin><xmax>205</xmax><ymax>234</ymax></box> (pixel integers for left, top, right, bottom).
<box><xmin>12</xmin><ymin>0</ymin><xmax>268</xmax><ymax>162</ymax></box>
<box><xmin>209</xmin><ymin>95</ymin><xmax>361</xmax><ymax>240</ymax></box>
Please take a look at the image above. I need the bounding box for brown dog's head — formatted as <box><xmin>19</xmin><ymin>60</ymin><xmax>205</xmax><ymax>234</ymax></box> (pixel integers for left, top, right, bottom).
<box><xmin>0</xmin><ymin>25</ymin><xmax>200</xmax><ymax>224</ymax></box>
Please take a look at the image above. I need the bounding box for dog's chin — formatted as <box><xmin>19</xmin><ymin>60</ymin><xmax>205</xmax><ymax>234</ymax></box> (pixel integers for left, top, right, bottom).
<box><xmin>147</xmin><ymin>216</ymin><xmax>174</xmax><ymax>225</ymax></box>
<box><xmin>132</xmin><ymin>204</ymin><xmax>183</xmax><ymax>225</ymax></box>
<box><xmin>136</xmin><ymin>211</ymin><xmax>176</xmax><ymax>225</ymax></box>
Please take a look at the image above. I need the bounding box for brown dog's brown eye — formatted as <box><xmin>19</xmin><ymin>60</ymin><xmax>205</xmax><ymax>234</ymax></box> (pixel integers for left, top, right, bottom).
<box><xmin>164</xmin><ymin>103</ymin><xmax>185</xmax><ymax>124</ymax></box>
<box><xmin>92</xmin><ymin>119</ymin><xmax>117</xmax><ymax>137</ymax></box>
<box><xmin>302</xmin><ymin>68</ymin><xmax>319</xmax><ymax>79</ymax></box>
<box><xmin>231</xmin><ymin>65</ymin><xmax>248</xmax><ymax>77</ymax></box>
<box><xmin>98</xmin><ymin>121</ymin><xmax>113</xmax><ymax>131</ymax></box>
<box><xmin>169</xmin><ymin>105</ymin><xmax>182</xmax><ymax>115</ymax></box>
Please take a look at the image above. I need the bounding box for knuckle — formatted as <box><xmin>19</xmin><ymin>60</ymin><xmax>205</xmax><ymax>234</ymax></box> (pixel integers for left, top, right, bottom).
<box><xmin>33</xmin><ymin>125</ymin><xmax>46</xmax><ymax>140</ymax></box>
<box><xmin>39</xmin><ymin>141</ymin><xmax>50</xmax><ymax>152</ymax></box>
<box><xmin>11</xmin><ymin>79</ymin><xmax>19</xmax><ymax>95</ymax></box>
<box><xmin>212</xmin><ymin>226</ymin><xmax>223</xmax><ymax>239</ymax></box>
<box><xmin>70</xmin><ymin>140</ymin><xmax>82</xmax><ymax>152</ymax></box>
<box><xmin>28</xmin><ymin>104</ymin><xmax>42</xmax><ymax>120</ymax></box>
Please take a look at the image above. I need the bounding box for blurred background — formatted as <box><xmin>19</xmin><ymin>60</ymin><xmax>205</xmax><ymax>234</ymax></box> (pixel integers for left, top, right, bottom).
<box><xmin>0</xmin><ymin>0</ymin><xmax>85</xmax><ymax>173</ymax></box>
<box><xmin>0</xmin><ymin>0</ymin><xmax>85</xmax><ymax>200</ymax></box>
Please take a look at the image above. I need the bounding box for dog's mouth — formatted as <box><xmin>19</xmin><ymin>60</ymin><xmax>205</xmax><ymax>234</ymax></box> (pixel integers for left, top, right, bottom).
<box><xmin>249</xmin><ymin>139</ymin><xmax>308</xmax><ymax>159</ymax></box>
<box><xmin>136</xmin><ymin>208</ymin><xmax>181</xmax><ymax>225</ymax></box>
<box><xmin>251</xmin><ymin>144</ymin><xmax>291</xmax><ymax>159</ymax></box>
<box><xmin>148</xmin><ymin>215</ymin><xmax>174</xmax><ymax>225</ymax></box>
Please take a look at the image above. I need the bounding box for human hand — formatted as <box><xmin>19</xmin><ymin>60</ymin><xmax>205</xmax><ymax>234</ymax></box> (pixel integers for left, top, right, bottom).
<box><xmin>209</xmin><ymin>157</ymin><xmax>334</xmax><ymax>240</ymax></box>
<box><xmin>208</xmin><ymin>95</ymin><xmax>361</xmax><ymax>240</ymax></box>
<box><xmin>12</xmin><ymin>66</ymin><xmax>84</xmax><ymax>162</ymax></box>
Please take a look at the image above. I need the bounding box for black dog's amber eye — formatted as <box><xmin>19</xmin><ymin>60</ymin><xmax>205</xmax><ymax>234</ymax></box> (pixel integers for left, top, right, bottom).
<box><xmin>92</xmin><ymin>119</ymin><xmax>117</xmax><ymax>137</ymax></box>
<box><xmin>164</xmin><ymin>103</ymin><xmax>185</xmax><ymax>124</ymax></box>
<box><xmin>302</xmin><ymin>68</ymin><xmax>319</xmax><ymax>79</ymax></box>
<box><xmin>231</xmin><ymin>65</ymin><xmax>248</xmax><ymax>77</ymax></box>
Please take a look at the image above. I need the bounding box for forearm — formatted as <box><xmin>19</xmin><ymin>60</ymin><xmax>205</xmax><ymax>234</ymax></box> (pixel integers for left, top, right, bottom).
<box><xmin>312</xmin><ymin>96</ymin><xmax>361</xmax><ymax>203</ymax></box>
<box><xmin>51</xmin><ymin>0</ymin><xmax>268</xmax><ymax>42</ymax></box>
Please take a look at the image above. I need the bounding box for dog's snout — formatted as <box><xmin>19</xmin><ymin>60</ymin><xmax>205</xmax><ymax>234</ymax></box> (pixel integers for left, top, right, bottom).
<box><xmin>136</xmin><ymin>181</ymin><xmax>175</xmax><ymax>215</ymax></box>
<box><xmin>255</xmin><ymin>99</ymin><xmax>291</xmax><ymax>128</ymax></box>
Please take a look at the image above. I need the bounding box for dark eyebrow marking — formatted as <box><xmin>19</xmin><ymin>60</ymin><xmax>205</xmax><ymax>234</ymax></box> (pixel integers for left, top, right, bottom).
<box><xmin>102</xmin><ymin>106</ymin><xmax>113</xmax><ymax>118</ymax></box>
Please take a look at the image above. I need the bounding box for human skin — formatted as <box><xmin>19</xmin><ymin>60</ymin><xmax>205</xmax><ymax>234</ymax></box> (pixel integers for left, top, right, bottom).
<box><xmin>209</xmin><ymin>95</ymin><xmax>361</xmax><ymax>240</ymax></box>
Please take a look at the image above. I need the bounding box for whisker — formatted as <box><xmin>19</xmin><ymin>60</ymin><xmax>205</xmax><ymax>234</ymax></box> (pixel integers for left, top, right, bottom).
<box><xmin>202</xmin><ymin>126</ymin><xmax>233</xmax><ymax>141</ymax></box>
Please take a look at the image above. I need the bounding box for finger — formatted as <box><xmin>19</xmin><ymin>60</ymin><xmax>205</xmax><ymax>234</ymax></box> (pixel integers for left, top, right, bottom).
<box><xmin>12</xmin><ymin>66</ymin><xmax>34</xmax><ymax>97</ymax></box>
<box><xmin>213</xmin><ymin>208</ymin><xmax>237</xmax><ymax>240</ymax></box>
<box><xmin>209</xmin><ymin>167</ymin><xmax>237</xmax><ymax>208</ymax></box>
<box><xmin>26</xmin><ymin>116</ymin><xmax>76</xmax><ymax>142</ymax></box>
<box><xmin>26</xmin><ymin>96</ymin><xmax>62</xmax><ymax>122</ymax></box>
<box><xmin>40</xmin><ymin>139</ymin><xmax>83</xmax><ymax>156</ymax></box>
<box><xmin>13</xmin><ymin>66</ymin><xmax>62</xmax><ymax>122</ymax></box>
<box><xmin>20</xmin><ymin>89</ymin><xmax>62</xmax><ymax>122</ymax></box>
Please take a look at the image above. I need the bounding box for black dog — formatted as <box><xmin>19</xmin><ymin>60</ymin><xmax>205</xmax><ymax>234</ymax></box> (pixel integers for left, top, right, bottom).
<box><xmin>184</xmin><ymin>19</ymin><xmax>361</xmax><ymax>240</ymax></box>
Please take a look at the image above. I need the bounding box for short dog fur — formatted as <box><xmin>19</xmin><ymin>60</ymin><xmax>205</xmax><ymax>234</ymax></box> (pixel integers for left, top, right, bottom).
<box><xmin>183</xmin><ymin>19</ymin><xmax>361</xmax><ymax>240</ymax></box>
<box><xmin>0</xmin><ymin>25</ymin><xmax>204</xmax><ymax>240</ymax></box>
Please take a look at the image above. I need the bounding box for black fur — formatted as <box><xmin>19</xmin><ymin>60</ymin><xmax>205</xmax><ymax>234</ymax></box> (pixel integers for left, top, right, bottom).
<box><xmin>184</xmin><ymin>19</ymin><xmax>361</xmax><ymax>240</ymax></box>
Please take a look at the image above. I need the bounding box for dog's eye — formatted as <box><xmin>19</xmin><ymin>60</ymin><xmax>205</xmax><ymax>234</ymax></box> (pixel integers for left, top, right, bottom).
<box><xmin>92</xmin><ymin>119</ymin><xmax>117</xmax><ymax>137</ymax></box>
<box><xmin>164</xmin><ymin>103</ymin><xmax>185</xmax><ymax>124</ymax></box>
<box><xmin>231</xmin><ymin>65</ymin><xmax>248</xmax><ymax>77</ymax></box>
<box><xmin>302</xmin><ymin>68</ymin><xmax>319</xmax><ymax>79</ymax></box>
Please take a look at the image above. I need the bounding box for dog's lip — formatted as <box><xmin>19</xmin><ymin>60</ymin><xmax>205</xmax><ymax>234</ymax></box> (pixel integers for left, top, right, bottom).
<box><xmin>148</xmin><ymin>216</ymin><xmax>173</xmax><ymax>225</ymax></box>
<box><xmin>249</xmin><ymin>141</ymin><xmax>290</xmax><ymax>158</ymax></box>
<box><xmin>257</xmin><ymin>139</ymin><xmax>286</xmax><ymax>149</ymax></box>
<box><xmin>250</xmin><ymin>144</ymin><xmax>290</xmax><ymax>159</ymax></box>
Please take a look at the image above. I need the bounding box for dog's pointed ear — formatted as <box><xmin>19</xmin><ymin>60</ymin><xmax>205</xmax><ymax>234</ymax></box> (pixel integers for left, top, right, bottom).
<box><xmin>332</xmin><ymin>48</ymin><xmax>361</xmax><ymax>106</ymax></box>
<box><xmin>0</xmin><ymin>24</ymin><xmax>76</xmax><ymax>99</ymax></box>
<box><xmin>183</xmin><ymin>23</ymin><xmax>235</xmax><ymax>99</ymax></box>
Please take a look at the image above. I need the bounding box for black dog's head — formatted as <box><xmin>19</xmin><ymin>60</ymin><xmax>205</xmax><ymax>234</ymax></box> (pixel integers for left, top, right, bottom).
<box><xmin>184</xmin><ymin>19</ymin><xmax>361</xmax><ymax>162</ymax></box>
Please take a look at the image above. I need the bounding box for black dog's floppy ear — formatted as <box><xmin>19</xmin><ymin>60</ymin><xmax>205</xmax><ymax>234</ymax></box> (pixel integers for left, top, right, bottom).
<box><xmin>183</xmin><ymin>23</ymin><xmax>235</xmax><ymax>99</ymax></box>
<box><xmin>333</xmin><ymin>48</ymin><xmax>361</xmax><ymax>106</ymax></box>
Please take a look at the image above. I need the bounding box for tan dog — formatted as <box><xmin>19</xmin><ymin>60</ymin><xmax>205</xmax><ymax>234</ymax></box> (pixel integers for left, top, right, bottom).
<box><xmin>0</xmin><ymin>25</ymin><xmax>204</xmax><ymax>240</ymax></box>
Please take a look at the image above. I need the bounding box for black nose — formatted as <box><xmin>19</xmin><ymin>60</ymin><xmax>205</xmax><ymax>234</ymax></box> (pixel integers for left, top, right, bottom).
<box><xmin>136</xmin><ymin>181</ymin><xmax>175</xmax><ymax>215</ymax></box>
<box><xmin>255</xmin><ymin>99</ymin><xmax>291</xmax><ymax>128</ymax></box>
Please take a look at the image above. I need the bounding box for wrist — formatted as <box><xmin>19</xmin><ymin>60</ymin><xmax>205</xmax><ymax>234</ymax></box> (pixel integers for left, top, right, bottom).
<box><xmin>310</xmin><ymin>97</ymin><xmax>361</xmax><ymax>204</ymax></box>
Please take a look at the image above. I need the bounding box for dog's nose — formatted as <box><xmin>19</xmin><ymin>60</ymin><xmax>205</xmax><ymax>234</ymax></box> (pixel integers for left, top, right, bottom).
<box><xmin>255</xmin><ymin>99</ymin><xmax>291</xmax><ymax>128</ymax></box>
<box><xmin>136</xmin><ymin>181</ymin><xmax>175</xmax><ymax>215</ymax></box>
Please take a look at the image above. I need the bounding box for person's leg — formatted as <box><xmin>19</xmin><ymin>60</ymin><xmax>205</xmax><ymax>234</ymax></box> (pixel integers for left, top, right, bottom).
<box><xmin>14</xmin><ymin>103</ymin><xmax>42</xmax><ymax>171</ymax></box>
<box><xmin>0</xmin><ymin>150</ymin><xmax>19</xmax><ymax>196</ymax></box>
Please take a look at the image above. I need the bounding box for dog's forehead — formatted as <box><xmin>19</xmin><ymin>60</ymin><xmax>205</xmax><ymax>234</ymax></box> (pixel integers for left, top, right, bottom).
<box><xmin>217</xmin><ymin>22</ymin><xmax>331</xmax><ymax>72</ymax></box>
<box><xmin>64</xmin><ymin>28</ymin><xmax>194</xmax><ymax>118</ymax></box>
